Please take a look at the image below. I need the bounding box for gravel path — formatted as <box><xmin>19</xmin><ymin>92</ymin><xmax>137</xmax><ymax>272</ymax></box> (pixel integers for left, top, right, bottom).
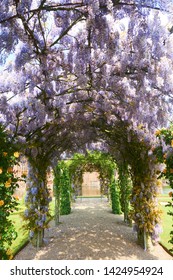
<box><xmin>15</xmin><ymin>198</ymin><xmax>173</xmax><ymax>260</ymax></box>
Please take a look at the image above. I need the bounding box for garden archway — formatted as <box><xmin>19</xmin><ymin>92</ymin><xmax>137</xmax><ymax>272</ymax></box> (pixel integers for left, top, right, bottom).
<box><xmin>1</xmin><ymin>1</ymin><xmax>172</xmax><ymax>259</ymax></box>
<box><xmin>54</xmin><ymin>151</ymin><xmax>122</xmax><ymax>216</ymax></box>
<box><xmin>21</xmin><ymin>120</ymin><xmax>162</xmax><ymax>251</ymax></box>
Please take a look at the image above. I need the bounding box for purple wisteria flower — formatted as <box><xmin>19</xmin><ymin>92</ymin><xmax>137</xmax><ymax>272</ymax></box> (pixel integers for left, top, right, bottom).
<box><xmin>29</xmin><ymin>231</ymin><xmax>34</xmax><ymax>238</ymax></box>
<box><xmin>24</xmin><ymin>209</ymin><xmax>29</xmax><ymax>217</ymax></box>
<box><xmin>31</xmin><ymin>187</ymin><xmax>38</xmax><ymax>195</ymax></box>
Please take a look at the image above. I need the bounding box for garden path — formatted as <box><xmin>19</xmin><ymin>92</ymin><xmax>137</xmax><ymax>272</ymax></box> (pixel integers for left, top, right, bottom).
<box><xmin>15</xmin><ymin>198</ymin><xmax>173</xmax><ymax>260</ymax></box>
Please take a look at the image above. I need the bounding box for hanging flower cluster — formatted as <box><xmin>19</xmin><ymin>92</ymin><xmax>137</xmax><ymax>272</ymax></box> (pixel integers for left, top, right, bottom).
<box><xmin>131</xmin><ymin>177</ymin><xmax>162</xmax><ymax>243</ymax></box>
<box><xmin>154</xmin><ymin>126</ymin><xmax>173</xmax><ymax>251</ymax></box>
<box><xmin>126</xmin><ymin>130</ymin><xmax>163</xmax><ymax>247</ymax></box>
<box><xmin>0</xmin><ymin>125</ymin><xmax>20</xmax><ymax>260</ymax></box>
<box><xmin>23</xmin><ymin>162</ymin><xmax>52</xmax><ymax>245</ymax></box>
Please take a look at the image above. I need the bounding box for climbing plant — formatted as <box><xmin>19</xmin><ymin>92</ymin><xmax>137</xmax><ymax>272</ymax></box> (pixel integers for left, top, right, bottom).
<box><xmin>54</xmin><ymin>161</ymin><xmax>71</xmax><ymax>218</ymax></box>
<box><xmin>0</xmin><ymin>0</ymin><xmax>171</xmax><ymax>251</ymax></box>
<box><xmin>109</xmin><ymin>173</ymin><xmax>121</xmax><ymax>214</ymax></box>
<box><xmin>53</xmin><ymin>164</ymin><xmax>61</xmax><ymax>225</ymax></box>
<box><xmin>118</xmin><ymin>164</ymin><xmax>132</xmax><ymax>224</ymax></box>
<box><xmin>0</xmin><ymin>125</ymin><xmax>21</xmax><ymax>260</ymax></box>
<box><xmin>60</xmin><ymin>163</ymin><xmax>71</xmax><ymax>215</ymax></box>
<box><xmin>104</xmin><ymin>123</ymin><xmax>164</xmax><ymax>248</ymax></box>
<box><xmin>23</xmin><ymin>151</ymin><xmax>52</xmax><ymax>248</ymax></box>
<box><xmin>126</xmin><ymin>129</ymin><xmax>163</xmax><ymax>249</ymax></box>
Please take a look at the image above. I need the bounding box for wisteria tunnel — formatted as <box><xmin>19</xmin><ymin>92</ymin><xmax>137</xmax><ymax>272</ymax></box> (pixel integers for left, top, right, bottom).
<box><xmin>0</xmin><ymin>0</ymin><xmax>173</xmax><ymax>259</ymax></box>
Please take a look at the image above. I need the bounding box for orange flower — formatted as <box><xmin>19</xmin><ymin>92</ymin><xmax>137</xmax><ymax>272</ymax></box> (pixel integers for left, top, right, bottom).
<box><xmin>169</xmin><ymin>192</ymin><xmax>173</xmax><ymax>197</ymax></box>
<box><xmin>0</xmin><ymin>167</ymin><xmax>3</xmax><ymax>174</ymax></box>
<box><xmin>5</xmin><ymin>180</ymin><xmax>11</xmax><ymax>188</ymax></box>
<box><xmin>0</xmin><ymin>200</ymin><xmax>4</xmax><ymax>207</ymax></box>
<box><xmin>13</xmin><ymin>195</ymin><xmax>19</xmax><ymax>200</ymax></box>
<box><xmin>155</xmin><ymin>130</ymin><xmax>161</xmax><ymax>136</ymax></box>
<box><xmin>7</xmin><ymin>167</ymin><xmax>13</xmax><ymax>173</ymax></box>
<box><xmin>14</xmin><ymin>152</ymin><xmax>20</xmax><ymax>158</ymax></box>
<box><xmin>22</xmin><ymin>171</ymin><xmax>27</xmax><ymax>176</ymax></box>
<box><xmin>3</xmin><ymin>152</ymin><xmax>7</xmax><ymax>156</ymax></box>
<box><xmin>162</xmin><ymin>169</ymin><xmax>167</xmax><ymax>174</ymax></box>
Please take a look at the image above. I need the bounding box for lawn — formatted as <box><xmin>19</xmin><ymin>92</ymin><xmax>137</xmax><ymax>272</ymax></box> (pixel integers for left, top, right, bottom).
<box><xmin>159</xmin><ymin>205</ymin><xmax>172</xmax><ymax>251</ymax></box>
<box><xmin>158</xmin><ymin>193</ymin><xmax>172</xmax><ymax>252</ymax></box>
<box><xmin>10</xmin><ymin>210</ymin><xmax>28</xmax><ymax>256</ymax></box>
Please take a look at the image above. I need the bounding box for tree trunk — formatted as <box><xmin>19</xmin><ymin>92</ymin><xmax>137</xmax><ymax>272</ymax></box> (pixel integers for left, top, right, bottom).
<box><xmin>137</xmin><ymin>229</ymin><xmax>150</xmax><ymax>250</ymax></box>
<box><xmin>31</xmin><ymin>229</ymin><xmax>44</xmax><ymax>248</ymax></box>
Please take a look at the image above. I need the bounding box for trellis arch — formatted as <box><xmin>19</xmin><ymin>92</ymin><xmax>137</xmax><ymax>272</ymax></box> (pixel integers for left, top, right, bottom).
<box><xmin>1</xmin><ymin>0</ymin><xmax>171</xmax><ymax>259</ymax></box>
<box><xmin>68</xmin><ymin>151</ymin><xmax>116</xmax><ymax>198</ymax></box>
<box><xmin>0</xmin><ymin>118</ymin><xmax>164</xmax><ymax>258</ymax></box>
<box><xmin>60</xmin><ymin>151</ymin><xmax>122</xmax><ymax>213</ymax></box>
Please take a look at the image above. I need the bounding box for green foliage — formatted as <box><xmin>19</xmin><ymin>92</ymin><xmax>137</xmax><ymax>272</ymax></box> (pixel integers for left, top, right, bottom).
<box><xmin>54</xmin><ymin>162</ymin><xmax>71</xmax><ymax>216</ymax></box>
<box><xmin>118</xmin><ymin>164</ymin><xmax>132</xmax><ymax>223</ymax></box>
<box><xmin>0</xmin><ymin>125</ymin><xmax>21</xmax><ymax>260</ymax></box>
<box><xmin>60</xmin><ymin>165</ymin><xmax>71</xmax><ymax>215</ymax></box>
<box><xmin>53</xmin><ymin>164</ymin><xmax>61</xmax><ymax>224</ymax></box>
<box><xmin>110</xmin><ymin>175</ymin><xmax>121</xmax><ymax>214</ymax></box>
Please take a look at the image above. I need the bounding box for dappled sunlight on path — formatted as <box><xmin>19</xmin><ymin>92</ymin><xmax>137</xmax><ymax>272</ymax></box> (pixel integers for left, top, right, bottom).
<box><xmin>15</xmin><ymin>198</ymin><xmax>173</xmax><ymax>260</ymax></box>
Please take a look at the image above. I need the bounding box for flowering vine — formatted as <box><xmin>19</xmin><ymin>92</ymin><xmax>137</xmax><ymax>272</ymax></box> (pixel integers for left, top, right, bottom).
<box><xmin>118</xmin><ymin>163</ymin><xmax>132</xmax><ymax>224</ymax></box>
<box><xmin>0</xmin><ymin>0</ymin><xmax>173</xmax><ymax>252</ymax></box>
<box><xmin>128</xmin><ymin>139</ymin><xmax>163</xmax><ymax>249</ymax></box>
<box><xmin>53</xmin><ymin>160</ymin><xmax>71</xmax><ymax>222</ymax></box>
<box><xmin>0</xmin><ymin>125</ymin><xmax>20</xmax><ymax>260</ymax></box>
<box><xmin>23</xmin><ymin>160</ymin><xmax>52</xmax><ymax>248</ymax></box>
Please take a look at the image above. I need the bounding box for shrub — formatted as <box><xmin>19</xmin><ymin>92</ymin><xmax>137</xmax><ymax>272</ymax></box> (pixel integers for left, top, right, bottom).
<box><xmin>0</xmin><ymin>125</ymin><xmax>20</xmax><ymax>259</ymax></box>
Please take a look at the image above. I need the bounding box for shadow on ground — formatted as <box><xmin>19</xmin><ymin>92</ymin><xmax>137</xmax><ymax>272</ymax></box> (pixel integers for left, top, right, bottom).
<box><xmin>14</xmin><ymin>198</ymin><xmax>173</xmax><ymax>260</ymax></box>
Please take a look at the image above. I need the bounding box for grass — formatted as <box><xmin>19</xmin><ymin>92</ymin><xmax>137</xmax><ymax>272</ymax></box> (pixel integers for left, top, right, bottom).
<box><xmin>9</xmin><ymin>198</ymin><xmax>28</xmax><ymax>256</ymax></box>
<box><xmin>10</xmin><ymin>212</ymin><xmax>29</xmax><ymax>256</ymax></box>
<box><xmin>159</xmin><ymin>205</ymin><xmax>172</xmax><ymax>251</ymax></box>
<box><xmin>158</xmin><ymin>192</ymin><xmax>173</xmax><ymax>253</ymax></box>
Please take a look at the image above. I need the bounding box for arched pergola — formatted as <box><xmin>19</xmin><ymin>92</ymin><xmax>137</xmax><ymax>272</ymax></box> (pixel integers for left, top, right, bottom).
<box><xmin>68</xmin><ymin>151</ymin><xmax>116</xmax><ymax>197</ymax></box>
<box><xmin>20</xmin><ymin>119</ymin><xmax>162</xmax><ymax>251</ymax></box>
<box><xmin>1</xmin><ymin>1</ymin><xmax>172</xmax><ymax>259</ymax></box>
